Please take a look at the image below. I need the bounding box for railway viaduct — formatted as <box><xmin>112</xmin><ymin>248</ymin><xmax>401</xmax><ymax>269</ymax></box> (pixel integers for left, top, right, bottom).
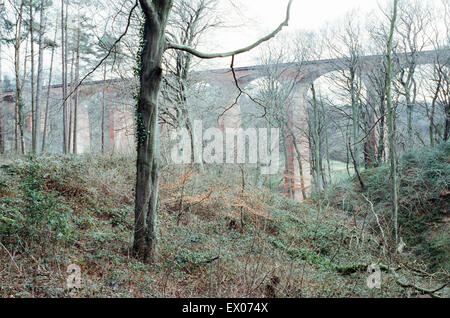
<box><xmin>1</xmin><ymin>49</ymin><xmax>447</xmax><ymax>201</ymax></box>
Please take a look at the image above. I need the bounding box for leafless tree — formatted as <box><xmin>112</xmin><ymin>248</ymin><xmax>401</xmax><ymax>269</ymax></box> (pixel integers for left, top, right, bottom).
<box><xmin>395</xmin><ymin>0</ymin><xmax>431</xmax><ymax>145</ymax></box>
<box><xmin>325</xmin><ymin>12</ymin><xmax>365</xmax><ymax>173</ymax></box>
<box><xmin>160</xmin><ymin>0</ymin><xmax>221</xmax><ymax>163</ymax></box>
<box><xmin>133</xmin><ymin>0</ymin><xmax>293</xmax><ymax>262</ymax></box>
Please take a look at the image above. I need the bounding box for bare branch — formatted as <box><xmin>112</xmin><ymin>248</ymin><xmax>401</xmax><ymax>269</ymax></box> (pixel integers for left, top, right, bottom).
<box><xmin>166</xmin><ymin>0</ymin><xmax>293</xmax><ymax>59</ymax></box>
<box><xmin>61</xmin><ymin>0</ymin><xmax>139</xmax><ymax>107</ymax></box>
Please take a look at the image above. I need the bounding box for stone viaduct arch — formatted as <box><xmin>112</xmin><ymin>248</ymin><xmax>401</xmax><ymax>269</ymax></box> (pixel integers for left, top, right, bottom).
<box><xmin>0</xmin><ymin>79</ymin><xmax>135</xmax><ymax>154</ymax></box>
<box><xmin>191</xmin><ymin>49</ymin><xmax>448</xmax><ymax>202</ymax></box>
<box><xmin>0</xmin><ymin>49</ymin><xmax>447</xmax><ymax>201</ymax></box>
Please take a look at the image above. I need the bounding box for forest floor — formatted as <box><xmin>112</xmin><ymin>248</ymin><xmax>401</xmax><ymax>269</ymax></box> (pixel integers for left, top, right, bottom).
<box><xmin>0</xmin><ymin>149</ymin><xmax>448</xmax><ymax>298</ymax></box>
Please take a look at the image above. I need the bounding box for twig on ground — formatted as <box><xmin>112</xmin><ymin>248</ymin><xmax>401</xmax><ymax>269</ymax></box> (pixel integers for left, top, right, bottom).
<box><xmin>0</xmin><ymin>242</ymin><xmax>21</xmax><ymax>274</ymax></box>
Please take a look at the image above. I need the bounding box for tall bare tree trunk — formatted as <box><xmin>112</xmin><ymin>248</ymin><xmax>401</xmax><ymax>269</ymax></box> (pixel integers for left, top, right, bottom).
<box><xmin>29</xmin><ymin>0</ymin><xmax>37</xmax><ymax>153</ymax></box>
<box><xmin>350</xmin><ymin>68</ymin><xmax>360</xmax><ymax>174</ymax></box>
<box><xmin>444</xmin><ymin>101</ymin><xmax>449</xmax><ymax>142</ymax></box>
<box><xmin>290</xmin><ymin>131</ymin><xmax>307</xmax><ymax>200</ymax></box>
<box><xmin>73</xmin><ymin>23</ymin><xmax>80</xmax><ymax>154</ymax></box>
<box><xmin>377</xmin><ymin>90</ymin><xmax>386</xmax><ymax>165</ymax></box>
<box><xmin>42</xmin><ymin>25</ymin><xmax>57</xmax><ymax>153</ymax></box>
<box><xmin>101</xmin><ymin>64</ymin><xmax>106</xmax><ymax>155</ymax></box>
<box><xmin>310</xmin><ymin>83</ymin><xmax>323</xmax><ymax>193</ymax></box>
<box><xmin>0</xmin><ymin>2</ymin><xmax>4</xmax><ymax>154</ymax></box>
<box><xmin>283</xmin><ymin>129</ymin><xmax>294</xmax><ymax>198</ymax></box>
<box><xmin>429</xmin><ymin>66</ymin><xmax>442</xmax><ymax>147</ymax></box>
<box><xmin>321</xmin><ymin>99</ymin><xmax>332</xmax><ymax>183</ymax></box>
<box><xmin>61</xmin><ymin>0</ymin><xmax>68</xmax><ymax>153</ymax></box>
<box><xmin>0</xmin><ymin>53</ymin><xmax>3</xmax><ymax>155</ymax></box>
<box><xmin>34</xmin><ymin>0</ymin><xmax>45</xmax><ymax>154</ymax></box>
<box><xmin>68</xmin><ymin>51</ymin><xmax>74</xmax><ymax>151</ymax></box>
<box><xmin>386</xmin><ymin>0</ymin><xmax>399</xmax><ymax>248</ymax></box>
<box><xmin>15</xmin><ymin>0</ymin><xmax>25</xmax><ymax>155</ymax></box>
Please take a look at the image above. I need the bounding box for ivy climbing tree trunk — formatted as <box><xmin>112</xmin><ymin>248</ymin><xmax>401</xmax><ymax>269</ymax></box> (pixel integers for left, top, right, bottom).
<box><xmin>133</xmin><ymin>0</ymin><xmax>173</xmax><ymax>262</ymax></box>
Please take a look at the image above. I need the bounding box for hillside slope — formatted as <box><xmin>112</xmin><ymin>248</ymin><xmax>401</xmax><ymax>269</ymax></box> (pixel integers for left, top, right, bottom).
<box><xmin>0</xmin><ymin>154</ymin><xmax>448</xmax><ymax>298</ymax></box>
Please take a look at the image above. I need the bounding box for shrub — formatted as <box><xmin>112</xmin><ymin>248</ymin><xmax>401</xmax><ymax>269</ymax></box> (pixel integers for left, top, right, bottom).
<box><xmin>0</xmin><ymin>159</ymin><xmax>73</xmax><ymax>247</ymax></box>
<box><xmin>335</xmin><ymin>142</ymin><xmax>449</xmax><ymax>272</ymax></box>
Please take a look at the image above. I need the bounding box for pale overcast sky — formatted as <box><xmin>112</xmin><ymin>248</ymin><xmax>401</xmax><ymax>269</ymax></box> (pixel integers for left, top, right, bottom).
<box><xmin>197</xmin><ymin>0</ymin><xmax>384</xmax><ymax>69</ymax></box>
<box><xmin>1</xmin><ymin>0</ymin><xmax>445</xmax><ymax>78</ymax></box>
